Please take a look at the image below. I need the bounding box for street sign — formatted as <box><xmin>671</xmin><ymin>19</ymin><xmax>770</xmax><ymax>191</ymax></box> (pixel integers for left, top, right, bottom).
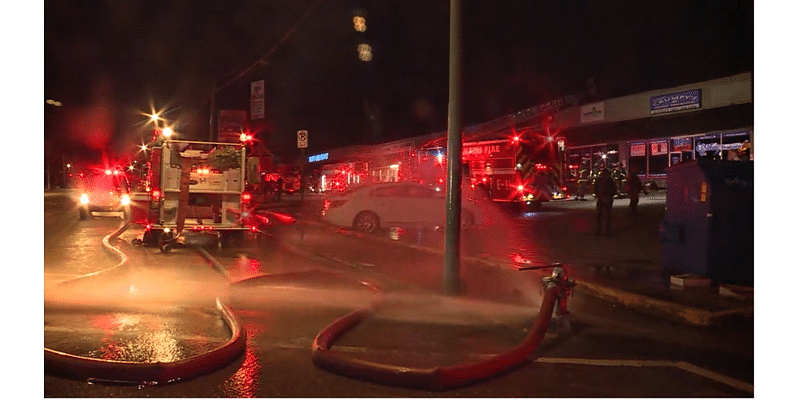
<box><xmin>297</xmin><ymin>130</ymin><xmax>308</xmax><ymax>148</ymax></box>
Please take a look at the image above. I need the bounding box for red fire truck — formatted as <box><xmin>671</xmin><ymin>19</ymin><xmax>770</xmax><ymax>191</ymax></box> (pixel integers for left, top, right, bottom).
<box><xmin>414</xmin><ymin>136</ymin><xmax>567</xmax><ymax>210</ymax></box>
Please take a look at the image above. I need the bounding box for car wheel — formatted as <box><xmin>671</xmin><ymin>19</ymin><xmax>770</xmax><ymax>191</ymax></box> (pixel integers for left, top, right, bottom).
<box><xmin>353</xmin><ymin>211</ymin><xmax>380</xmax><ymax>234</ymax></box>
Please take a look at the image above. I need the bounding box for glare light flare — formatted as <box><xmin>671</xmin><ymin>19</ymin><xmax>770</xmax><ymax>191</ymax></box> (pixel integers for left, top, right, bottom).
<box><xmin>353</xmin><ymin>16</ymin><xmax>366</xmax><ymax>32</ymax></box>
<box><xmin>358</xmin><ymin>43</ymin><xmax>373</xmax><ymax>61</ymax></box>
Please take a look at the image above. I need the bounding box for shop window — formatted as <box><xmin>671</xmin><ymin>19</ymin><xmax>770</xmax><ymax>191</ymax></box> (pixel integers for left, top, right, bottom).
<box><xmin>628</xmin><ymin>143</ymin><xmax>647</xmax><ymax>175</ymax></box>
<box><xmin>721</xmin><ymin>130</ymin><xmax>751</xmax><ymax>161</ymax></box>
<box><xmin>649</xmin><ymin>141</ymin><xmax>669</xmax><ymax>174</ymax></box>
<box><xmin>695</xmin><ymin>134</ymin><xmax>721</xmax><ymax>160</ymax></box>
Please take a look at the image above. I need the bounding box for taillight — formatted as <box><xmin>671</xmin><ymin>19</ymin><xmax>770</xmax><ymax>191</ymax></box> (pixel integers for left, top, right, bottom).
<box><xmin>242</xmin><ymin>192</ymin><xmax>252</xmax><ymax>203</ymax></box>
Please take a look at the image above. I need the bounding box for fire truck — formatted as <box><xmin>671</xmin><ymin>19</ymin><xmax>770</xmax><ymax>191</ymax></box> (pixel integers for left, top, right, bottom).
<box><xmin>463</xmin><ymin>137</ymin><xmax>567</xmax><ymax>210</ymax></box>
<box><xmin>129</xmin><ymin>139</ymin><xmax>277</xmax><ymax>253</ymax></box>
<box><xmin>414</xmin><ymin>136</ymin><xmax>567</xmax><ymax>211</ymax></box>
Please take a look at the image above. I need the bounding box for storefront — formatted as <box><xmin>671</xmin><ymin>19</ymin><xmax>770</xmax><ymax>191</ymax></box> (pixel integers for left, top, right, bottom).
<box><xmin>319</xmin><ymin>161</ymin><xmax>368</xmax><ymax>192</ymax></box>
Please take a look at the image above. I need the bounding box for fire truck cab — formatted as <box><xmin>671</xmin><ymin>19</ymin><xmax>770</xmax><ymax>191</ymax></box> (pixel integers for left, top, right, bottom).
<box><xmin>130</xmin><ymin>140</ymin><xmax>254</xmax><ymax>252</ymax></box>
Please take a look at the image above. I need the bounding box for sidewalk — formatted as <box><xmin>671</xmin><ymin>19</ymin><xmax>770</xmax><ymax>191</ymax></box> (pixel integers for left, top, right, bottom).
<box><xmin>259</xmin><ymin>192</ymin><xmax>754</xmax><ymax>327</ymax></box>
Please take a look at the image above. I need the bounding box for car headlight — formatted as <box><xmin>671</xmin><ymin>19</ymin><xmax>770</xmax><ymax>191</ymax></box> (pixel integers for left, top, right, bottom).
<box><xmin>120</xmin><ymin>194</ymin><xmax>131</xmax><ymax>205</ymax></box>
<box><xmin>80</xmin><ymin>193</ymin><xmax>89</xmax><ymax>205</ymax></box>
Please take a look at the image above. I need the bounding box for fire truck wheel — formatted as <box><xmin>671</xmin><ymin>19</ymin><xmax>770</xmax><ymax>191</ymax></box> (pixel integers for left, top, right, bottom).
<box><xmin>160</xmin><ymin>243</ymin><xmax>172</xmax><ymax>254</ymax></box>
<box><xmin>143</xmin><ymin>230</ymin><xmax>159</xmax><ymax>247</ymax></box>
<box><xmin>353</xmin><ymin>211</ymin><xmax>380</xmax><ymax>234</ymax></box>
<box><xmin>221</xmin><ymin>231</ymin><xmax>245</xmax><ymax>248</ymax></box>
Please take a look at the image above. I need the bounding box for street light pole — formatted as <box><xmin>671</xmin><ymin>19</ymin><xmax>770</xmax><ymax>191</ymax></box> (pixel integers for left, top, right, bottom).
<box><xmin>442</xmin><ymin>0</ymin><xmax>463</xmax><ymax>296</ymax></box>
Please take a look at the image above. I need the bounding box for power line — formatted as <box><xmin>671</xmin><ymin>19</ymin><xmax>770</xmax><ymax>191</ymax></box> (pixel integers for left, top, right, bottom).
<box><xmin>215</xmin><ymin>0</ymin><xmax>323</xmax><ymax>94</ymax></box>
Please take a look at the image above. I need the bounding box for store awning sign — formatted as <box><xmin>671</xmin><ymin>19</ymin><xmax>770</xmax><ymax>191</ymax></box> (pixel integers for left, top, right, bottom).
<box><xmin>650</xmin><ymin>89</ymin><xmax>701</xmax><ymax>115</ymax></box>
<box><xmin>580</xmin><ymin>102</ymin><xmax>605</xmax><ymax>123</ymax></box>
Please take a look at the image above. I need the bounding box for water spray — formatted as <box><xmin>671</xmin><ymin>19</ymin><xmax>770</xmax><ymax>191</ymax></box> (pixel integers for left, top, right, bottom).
<box><xmin>310</xmin><ymin>262</ymin><xmax>576</xmax><ymax>391</ymax></box>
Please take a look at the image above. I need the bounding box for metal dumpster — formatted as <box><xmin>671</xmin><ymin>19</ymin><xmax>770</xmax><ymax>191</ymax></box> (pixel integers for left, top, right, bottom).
<box><xmin>660</xmin><ymin>160</ymin><xmax>753</xmax><ymax>285</ymax></box>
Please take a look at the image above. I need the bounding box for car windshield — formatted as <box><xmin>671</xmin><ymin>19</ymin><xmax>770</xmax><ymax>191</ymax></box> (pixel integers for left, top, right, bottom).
<box><xmin>82</xmin><ymin>173</ymin><xmax>128</xmax><ymax>193</ymax></box>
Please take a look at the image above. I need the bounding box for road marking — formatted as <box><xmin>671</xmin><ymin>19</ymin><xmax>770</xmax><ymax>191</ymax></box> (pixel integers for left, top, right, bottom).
<box><xmin>535</xmin><ymin>357</ymin><xmax>753</xmax><ymax>394</ymax></box>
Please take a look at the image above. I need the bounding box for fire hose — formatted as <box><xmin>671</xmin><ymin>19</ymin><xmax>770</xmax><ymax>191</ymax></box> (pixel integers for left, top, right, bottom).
<box><xmin>44</xmin><ymin>211</ymin><xmax>247</xmax><ymax>384</ymax></box>
<box><xmin>46</xmin><ymin>206</ymin><xmax>574</xmax><ymax>389</ymax></box>
<box><xmin>311</xmin><ymin>264</ymin><xmax>575</xmax><ymax>391</ymax></box>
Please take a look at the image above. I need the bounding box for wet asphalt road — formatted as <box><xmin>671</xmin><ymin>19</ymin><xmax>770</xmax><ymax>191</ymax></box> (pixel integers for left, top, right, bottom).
<box><xmin>43</xmin><ymin>191</ymin><xmax>754</xmax><ymax>397</ymax></box>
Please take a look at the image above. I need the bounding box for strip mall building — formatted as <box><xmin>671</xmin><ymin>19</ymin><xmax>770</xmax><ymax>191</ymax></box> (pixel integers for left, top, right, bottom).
<box><xmin>308</xmin><ymin>72</ymin><xmax>753</xmax><ymax>192</ymax></box>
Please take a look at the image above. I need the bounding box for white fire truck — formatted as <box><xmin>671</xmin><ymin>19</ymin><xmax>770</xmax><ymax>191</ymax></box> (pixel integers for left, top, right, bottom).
<box><xmin>130</xmin><ymin>139</ymin><xmax>265</xmax><ymax>253</ymax></box>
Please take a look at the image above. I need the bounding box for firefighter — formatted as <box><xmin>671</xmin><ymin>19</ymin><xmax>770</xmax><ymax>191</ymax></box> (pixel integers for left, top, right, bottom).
<box><xmin>276</xmin><ymin>175</ymin><xmax>284</xmax><ymax>201</ymax></box>
<box><xmin>626</xmin><ymin>168</ymin><xmax>647</xmax><ymax>215</ymax></box>
<box><xmin>576</xmin><ymin>159</ymin><xmax>590</xmax><ymax>200</ymax></box>
<box><xmin>594</xmin><ymin>168</ymin><xmax>617</xmax><ymax>236</ymax></box>
<box><xmin>613</xmin><ymin>164</ymin><xmax>627</xmax><ymax>197</ymax></box>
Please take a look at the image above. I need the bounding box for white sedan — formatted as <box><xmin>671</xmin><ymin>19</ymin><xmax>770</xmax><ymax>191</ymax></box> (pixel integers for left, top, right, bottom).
<box><xmin>321</xmin><ymin>182</ymin><xmax>493</xmax><ymax>233</ymax></box>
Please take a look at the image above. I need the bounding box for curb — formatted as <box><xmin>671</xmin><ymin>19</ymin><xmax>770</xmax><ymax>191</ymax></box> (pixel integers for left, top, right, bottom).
<box><xmin>288</xmin><ymin>220</ymin><xmax>753</xmax><ymax>327</ymax></box>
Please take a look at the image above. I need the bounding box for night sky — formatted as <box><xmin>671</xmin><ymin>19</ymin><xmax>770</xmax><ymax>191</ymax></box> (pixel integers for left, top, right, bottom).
<box><xmin>43</xmin><ymin>0</ymin><xmax>753</xmax><ymax>166</ymax></box>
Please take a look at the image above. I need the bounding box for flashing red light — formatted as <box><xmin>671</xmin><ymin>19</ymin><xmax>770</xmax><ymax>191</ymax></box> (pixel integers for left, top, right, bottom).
<box><xmin>513</xmin><ymin>136</ymin><xmax>519</xmax><ymax>142</ymax></box>
<box><xmin>242</xmin><ymin>192</ymin><xmax>252</xmax><ymax>202</ymax></box>
<box><xmin>517</xmin><ymin>184</ymin><xmax>524</xmax><ymax>192</ymax></box>
<box><xmin>482</xmin><ymin>177</ymin><xmax>487</xmax><ymax>182</ymax></box>
<box><xmin>437</xmin><ymin>177</ymin><xmax>444</xmax><ymax>184</ymax></box>
<box><xmin>151</xmin><ymin>190</ymin><xmax>161</xmax><ymax>200</ymax></box>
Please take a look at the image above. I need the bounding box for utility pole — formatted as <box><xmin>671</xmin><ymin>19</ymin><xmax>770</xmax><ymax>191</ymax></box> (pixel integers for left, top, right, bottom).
<box><xmin>209</xmin><ymin>80</ymin><xmax>216</xmax><ymax>141</ymax></box>
<box><xmin>442</xmin><ymin>0</ymin><xmax>463</xmax><ymax>296</ymax></box>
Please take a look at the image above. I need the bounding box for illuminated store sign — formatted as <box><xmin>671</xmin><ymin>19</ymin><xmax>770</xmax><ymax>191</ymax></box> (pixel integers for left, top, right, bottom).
<box><xmin>308</xmin><ymin>153</ymin><xmax>329</xmax><ymax>163</ymax></box>
<box><xmin>650</xmin><ymin>89</ymin><xmax>701</xmax><ymax>115</ymax></box>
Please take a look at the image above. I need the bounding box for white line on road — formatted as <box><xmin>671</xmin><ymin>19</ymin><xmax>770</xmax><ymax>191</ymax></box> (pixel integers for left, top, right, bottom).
<box><xmin>534</xmin><ymin>357</ymin><xmax>753</xmax><ymax>394</ymax></box>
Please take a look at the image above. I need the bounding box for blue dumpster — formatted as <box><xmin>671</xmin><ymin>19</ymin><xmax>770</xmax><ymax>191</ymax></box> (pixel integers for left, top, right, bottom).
<box><xmin>660</xmin><ymin>160</ymin><xmax>753</xmax><ymax>285</ymax></box>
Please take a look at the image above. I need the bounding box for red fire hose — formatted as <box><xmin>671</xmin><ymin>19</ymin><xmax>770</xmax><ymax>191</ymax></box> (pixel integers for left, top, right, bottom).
<box><xmin>311</xmin><ymin>268</ymin><xmax>569</xmax><ymax>391</ymax></box>
<box><xmin>45</xmin><ymin>215</ymin><xmax>247</xmax><ymax>384</ymax></box>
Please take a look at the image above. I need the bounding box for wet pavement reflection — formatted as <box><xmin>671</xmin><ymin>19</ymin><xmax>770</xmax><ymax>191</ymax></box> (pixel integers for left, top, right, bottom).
<box><xmin>45</xmin><ymin>307</ymin><xmax>229</xmax><ymax>362</ymax></box>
